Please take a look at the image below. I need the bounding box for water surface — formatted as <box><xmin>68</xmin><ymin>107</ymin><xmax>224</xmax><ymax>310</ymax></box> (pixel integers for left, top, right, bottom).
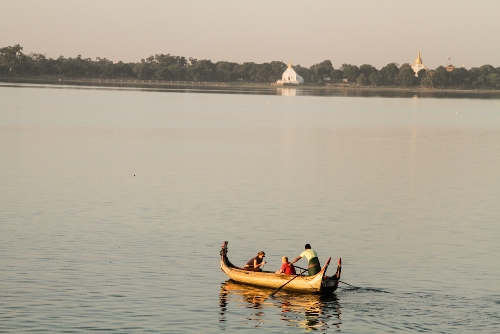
<box><xmin>1</xmin><ymin>84</ymin><xmax>499</xmax><ymax>332</ymax></box>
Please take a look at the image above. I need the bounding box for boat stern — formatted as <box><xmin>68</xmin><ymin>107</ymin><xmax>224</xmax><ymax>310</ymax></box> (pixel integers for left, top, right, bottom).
<box><xmin>321</xmin><ymin>258</ymin><xmax>341</xmax><ymax>293</ymax></box>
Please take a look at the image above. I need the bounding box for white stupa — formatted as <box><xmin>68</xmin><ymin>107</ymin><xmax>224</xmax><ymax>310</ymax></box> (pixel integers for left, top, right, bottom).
<box><xmin>411</xmin><ymin>52</ymin><xmax>427</xmax><ymax>77</ymax></box>
<box><xmin>276</xmin><ymin>61</ymin><xmax>304</xmax><ymax>85</ymax></box>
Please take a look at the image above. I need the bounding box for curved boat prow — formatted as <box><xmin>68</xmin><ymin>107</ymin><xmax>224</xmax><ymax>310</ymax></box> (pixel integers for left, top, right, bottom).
<box><xmin>335</xmin><ymin>258</ymin><xmax>342</xmax><ymax>279</ymax></box>
<box><xmin>221</xmin><ymin>241</ymin><xmax>238</xmax><ymax>270</ymax></box>
<box><xmin>221</xmin><ymin>241</ymin><xmax>228</xmax><ymax>255</ymax></box>
<box><xmin>321</xmin><ymin>257</ymin><xmax>331</xmax><ymax>275</ymax></box>
<box><xmin>318</xmin><ymin>257</ymin><xmax>341</xmax><ymax>293</ymax></box>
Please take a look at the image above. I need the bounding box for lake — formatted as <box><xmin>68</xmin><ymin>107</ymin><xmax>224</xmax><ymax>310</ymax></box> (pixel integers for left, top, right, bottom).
<box><xmin>1</xmin><ymin>83</ymin><xmax>499</xmax><ymax>333</ymax></box>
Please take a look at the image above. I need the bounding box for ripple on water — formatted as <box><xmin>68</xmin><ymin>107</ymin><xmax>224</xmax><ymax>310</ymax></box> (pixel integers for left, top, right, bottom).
<box><xmin>2</xmin><ymin>86</ymin><xmax>500</xmax><ymax>333</ymax></box>
<box><xmin>216</xmin><ymin>281</ymin><xmax>500</xmax><ymax>333</ymax></box>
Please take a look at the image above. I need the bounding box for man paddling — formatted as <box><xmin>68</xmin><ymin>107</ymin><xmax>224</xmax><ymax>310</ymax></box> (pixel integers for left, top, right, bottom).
<box><xmin>291</xmin><ymin>244</ymin><xmax>321</xmax><ymax>276</ymax></box>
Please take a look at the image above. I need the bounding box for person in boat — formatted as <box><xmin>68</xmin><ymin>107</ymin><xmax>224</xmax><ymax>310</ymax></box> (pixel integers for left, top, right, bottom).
<box><xmin>243</xmin><ymin>251</ymin><xmax>266</xmax><ymax>272</ymax></box>
<box><xmin>291</xmin><ymin>244</ymin><xmax>321</xmax><ymax>276</ymax></box>
<box><xmin>275</xmin><ymin>256</ymin><xmax>297</xmax><ymax>275</ymax></box>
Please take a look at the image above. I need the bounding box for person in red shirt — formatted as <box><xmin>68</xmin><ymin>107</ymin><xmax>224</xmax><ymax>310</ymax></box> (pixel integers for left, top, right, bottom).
<box><xmin>275</xmin><ymin>256</ymin><xmax>297</xmax><ymax>275</ymax></box>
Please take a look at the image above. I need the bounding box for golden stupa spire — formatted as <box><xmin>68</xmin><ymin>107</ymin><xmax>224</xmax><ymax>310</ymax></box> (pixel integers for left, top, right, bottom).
<box><xmin>288</xmin><ymin>60</ymin><xmax>293</xmax><ymax>68</ymax></box>
<box><xmin>414</xmin><ymin>52</ymin><xmax>423</xmax><ymax>65</ymax></box>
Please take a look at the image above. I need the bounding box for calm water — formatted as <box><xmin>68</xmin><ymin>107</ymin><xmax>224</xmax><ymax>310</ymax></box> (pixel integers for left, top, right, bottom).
<box><xmin>1</xmin><ymin>83</ymin><xmax>499</xmax><ymax>333</ymax></box>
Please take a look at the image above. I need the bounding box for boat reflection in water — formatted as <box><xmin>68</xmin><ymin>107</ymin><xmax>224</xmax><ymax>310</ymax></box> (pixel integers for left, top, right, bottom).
<box><xmin>219</xmin><ymin>280</ymin><xmax>342</xmax><ymax>331</ymax></box>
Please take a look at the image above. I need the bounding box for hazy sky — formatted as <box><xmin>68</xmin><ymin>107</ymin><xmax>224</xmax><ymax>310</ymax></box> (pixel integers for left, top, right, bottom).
<box><xmin>1</xmin><ymin>0</ymin><xmax>499</xmax><ymax>69</ymax></box>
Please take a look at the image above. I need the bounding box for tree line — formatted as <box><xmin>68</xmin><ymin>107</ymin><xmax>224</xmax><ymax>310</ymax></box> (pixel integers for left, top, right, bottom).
<box><xmin>1</xmin><ymin>44</ymin><xmax>499</xmax><ymax>89</ymax></box>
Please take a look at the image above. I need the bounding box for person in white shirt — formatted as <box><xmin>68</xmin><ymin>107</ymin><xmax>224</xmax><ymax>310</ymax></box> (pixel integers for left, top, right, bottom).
<box><xmin>291</xmin><ymin>244</ymin><xmax>321</xmax><ymax>276</ymax></box>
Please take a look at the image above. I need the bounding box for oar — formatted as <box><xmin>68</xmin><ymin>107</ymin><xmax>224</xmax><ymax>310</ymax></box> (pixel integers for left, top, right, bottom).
<box><xmin>294</xmin><ymin>265</ymin><xmax>308</xmax><ymax>271</ymax></box>
<box><xmin>268</xmin><ymin>268</ymin><xmax>307</xmax><ymax>298</ymax></box>
<box><xmin>339</xmin><ymin>280</ymin><xmax>359</xmax><ymax>289</ymax></box>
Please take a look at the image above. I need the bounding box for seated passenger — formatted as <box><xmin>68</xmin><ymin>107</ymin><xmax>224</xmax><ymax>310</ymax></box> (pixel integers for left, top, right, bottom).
<box><xmin>244</xmin><ymin>251</ymin><xmax>266</xmax><ymax>271</ymax></box>
<box><xmin>275</xmin><ymin>256</ymin><xmax>297</xmax><ymax>275</ymax></box>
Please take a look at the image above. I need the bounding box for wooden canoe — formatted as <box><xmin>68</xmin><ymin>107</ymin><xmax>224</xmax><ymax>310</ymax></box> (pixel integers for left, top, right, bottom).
<box><xmin>220</xmin><ymin>241</ymin><xmax>341</xmax><ymax>294</ymax></box>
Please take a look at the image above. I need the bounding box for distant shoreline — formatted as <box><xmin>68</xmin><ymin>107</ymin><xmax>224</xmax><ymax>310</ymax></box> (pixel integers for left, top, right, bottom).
<box><xmin>2</xmin><ymin>76</ymin><xmax>500</xmax><ymax>98</ymax></box>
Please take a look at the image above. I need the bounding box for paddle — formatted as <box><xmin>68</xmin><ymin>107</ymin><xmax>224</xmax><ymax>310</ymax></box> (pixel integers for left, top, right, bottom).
<box><xmin>268</xmin><ymin>268</ymin><xmax>307</xmax><ymax>298</ymax></box>
<box><xmin>339</xmin><ymin>280</ymin><xmax>359</xmax><ymax>289</ymax></box>
<box><xmin>293</xmin><ymin>265</ymin><xmax>308</xmax><ymax>271</ymax></box>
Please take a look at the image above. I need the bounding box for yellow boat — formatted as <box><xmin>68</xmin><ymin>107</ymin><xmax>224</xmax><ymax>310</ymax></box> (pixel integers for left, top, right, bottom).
<box><xmin>220</xmin><ymin>241</ymin><xmax>341</xmax><ymax>294</ymax></box>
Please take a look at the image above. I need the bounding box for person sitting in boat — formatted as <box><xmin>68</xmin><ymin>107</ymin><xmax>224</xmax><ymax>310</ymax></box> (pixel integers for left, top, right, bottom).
<box><xmin>275</xmin><ymin>256</ymin><xmax>297</xmax><ymax>275</ymax></box>
<box><xmin>243</xmin><ymin>251</ymin><xmax>266</xmax><ymax>272</ymax></box>
<box><xmin>291</xmin><ymin>244</ymin><xmax>321</xmax><ymax>276</ymax></box>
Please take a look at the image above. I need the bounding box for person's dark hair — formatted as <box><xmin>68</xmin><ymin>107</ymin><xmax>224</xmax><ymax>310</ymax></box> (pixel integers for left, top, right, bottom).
<box><xmin>305</xmin><ymin>244</ymin><xmax>311</xmax><ymax>249</ymax></box>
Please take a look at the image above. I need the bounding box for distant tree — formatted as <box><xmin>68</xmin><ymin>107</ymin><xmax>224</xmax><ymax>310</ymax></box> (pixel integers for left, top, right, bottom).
<box><xmin>133</xmin><ymin>59</ymin><xmax>154</xmax><ymax>79</ymax></box>
<box><xmin>416</xmin><ymin>69</ymin><xmax>427</xmax><ymax>85</ymax></box>
<box><xmin>432</xmin><ymin>66</ymin><xmax>450</xmax><ymax>87</ymax></box>
<box><xmin>479</xmin><ymin>64</ymin><xmax>494</xmax><ymax>76</ymax></box>
<box><xmin>154</xmin><ymin>65</ymin><xmax>171</xmax><ymax>80</ymax></box>
<box><xmin>310</xmin><ymin>60</ymin><xmax>334</xmax><ymax>79</ymax></box>
<box><xmin>420</xmin><ymin>71</ymin><xmax>434</xmax><ymax>88</ymax></box>
<box><xmin>450</xmin><ymin>67</ymin><xmax>468</xmax><ymax>87</ymax></box>
<box><xmin>471</xmin><ymin>64</ymin><xmax>495</xmax><ymax>88</ymax></box>
<box><xmin>396</xmin><ymin>64</ymin><xmax>417</xmax><ymax>86</ymax></box>
<box><xmin>169</xmin><ymin>64</ymin><xmax>186</xmax><ymax>80</ymax></box>
<box><xmin>93</xmin><ymin>57</ymin><xmax>114</xmax><ymax>78</ymax></box>
<box><xmin>28</xmin><ymin>53</ymin><xmax>48</xmax><ymax>75</ymax></box>
<box><xmin>359</xmin><ymin>64</ymin><xmax>378</xmax><ymax>77</ymax></box>
<box><xmin>233</xmin><ymin>62</ymin><xmax>256</xmax><ymax>81</ymax></box>
<box><xmin>331</xmin><ymin>69</ymin><xmax>343</xmax><ymax>81</ymax></box>
<box><xmin>0</xmin><ymin>44</ymin><xmax>28</xmax><ymax>75</ymax></box>
<box><xmin>341</xmin><ymin>64</ymin><xmax>359</xmax><ymax>82</ymax></box>
<box><xmin>191</xmin><ymin>59</ymin><xmax>216</xmax><ymax>81</ymax></box>
<box><xmin>255</xmin><ymin>62</ymin><xmax>272</xmax><ymax>82</ymax></box>
<box><xmin>155</xmin><ymin>54</ymin><xmax>186</xmax><ymax>67</ymax></box>
<box><xmin>379</xmin><ymin>63</ymin><xmax>399</xmax><ymax>85</ymax></box>
<box><xmin>51</xmin><ymin>56</ymin><xmax>65</xmax><ymax>75</ymax></box>
<box><xmin>368</xmin><ymin>71</ymin><xmax>382</xmax><ymax>86</ymax></box>
<box><xmin>269</xmin><ymin>61</ymin><xmax>287</xmax><ymax>82</ymax></box>
<box><xmin>215</xmin><ymin>61</ymin><xmax>238</xmax><ymax>81</ymax></box>
<box><xmin>114</xmin><ymin>61</ymin><xmax>134</xmax><ymax>77</ymax></box>
<box><xmin>356</xmin><ymin>73</ymin><xmax>367</xmax><ymax>86</ymax></box>
<box><xmin>467</xmin><ymin>67</ymin><xmax>480</xmax><ymax>82</ymax></box>
<box><xmin>293</xmin><ymin>64</ymin><xmax>311</xmax><ymax>83</ymax></box>
<box><xmin>488</xmin><ymin>73</ymin><xmax>500</xmax><ymax>88</ymax></box>
<box><xmin>416</xmin><ymin>68</ymin><xmax>427</xmax><ymax>78</ymax></box>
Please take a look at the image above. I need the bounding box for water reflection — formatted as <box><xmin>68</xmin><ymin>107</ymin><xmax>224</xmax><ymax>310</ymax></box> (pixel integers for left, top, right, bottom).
<box><xmin>2</xmin><ymin>81</ymin><xmax>500</xmax><ymax>99</ymax></box>
<box><xmin>278</xmin><ymin>87</ymin><xmax>298</xmax><ymax>96</ymax></box>
<box><xmin>219</xmin><ymin>280</ymin><xmax>341</xmax><ymax>331</ymax></box>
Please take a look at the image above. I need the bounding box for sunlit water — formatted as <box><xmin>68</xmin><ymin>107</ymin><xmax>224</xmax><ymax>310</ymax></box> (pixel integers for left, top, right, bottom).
<box><xmin>1</xmin><ymin>83</ymin><xmax>499</xmax><ymax>333</ymax></box>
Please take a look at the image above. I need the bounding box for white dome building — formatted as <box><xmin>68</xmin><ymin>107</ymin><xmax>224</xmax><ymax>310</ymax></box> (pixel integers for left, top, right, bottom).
<box><xmin>276</xmin><ymin>62</ymin><xmax>304</xmax><ymax>85</ymax></box>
